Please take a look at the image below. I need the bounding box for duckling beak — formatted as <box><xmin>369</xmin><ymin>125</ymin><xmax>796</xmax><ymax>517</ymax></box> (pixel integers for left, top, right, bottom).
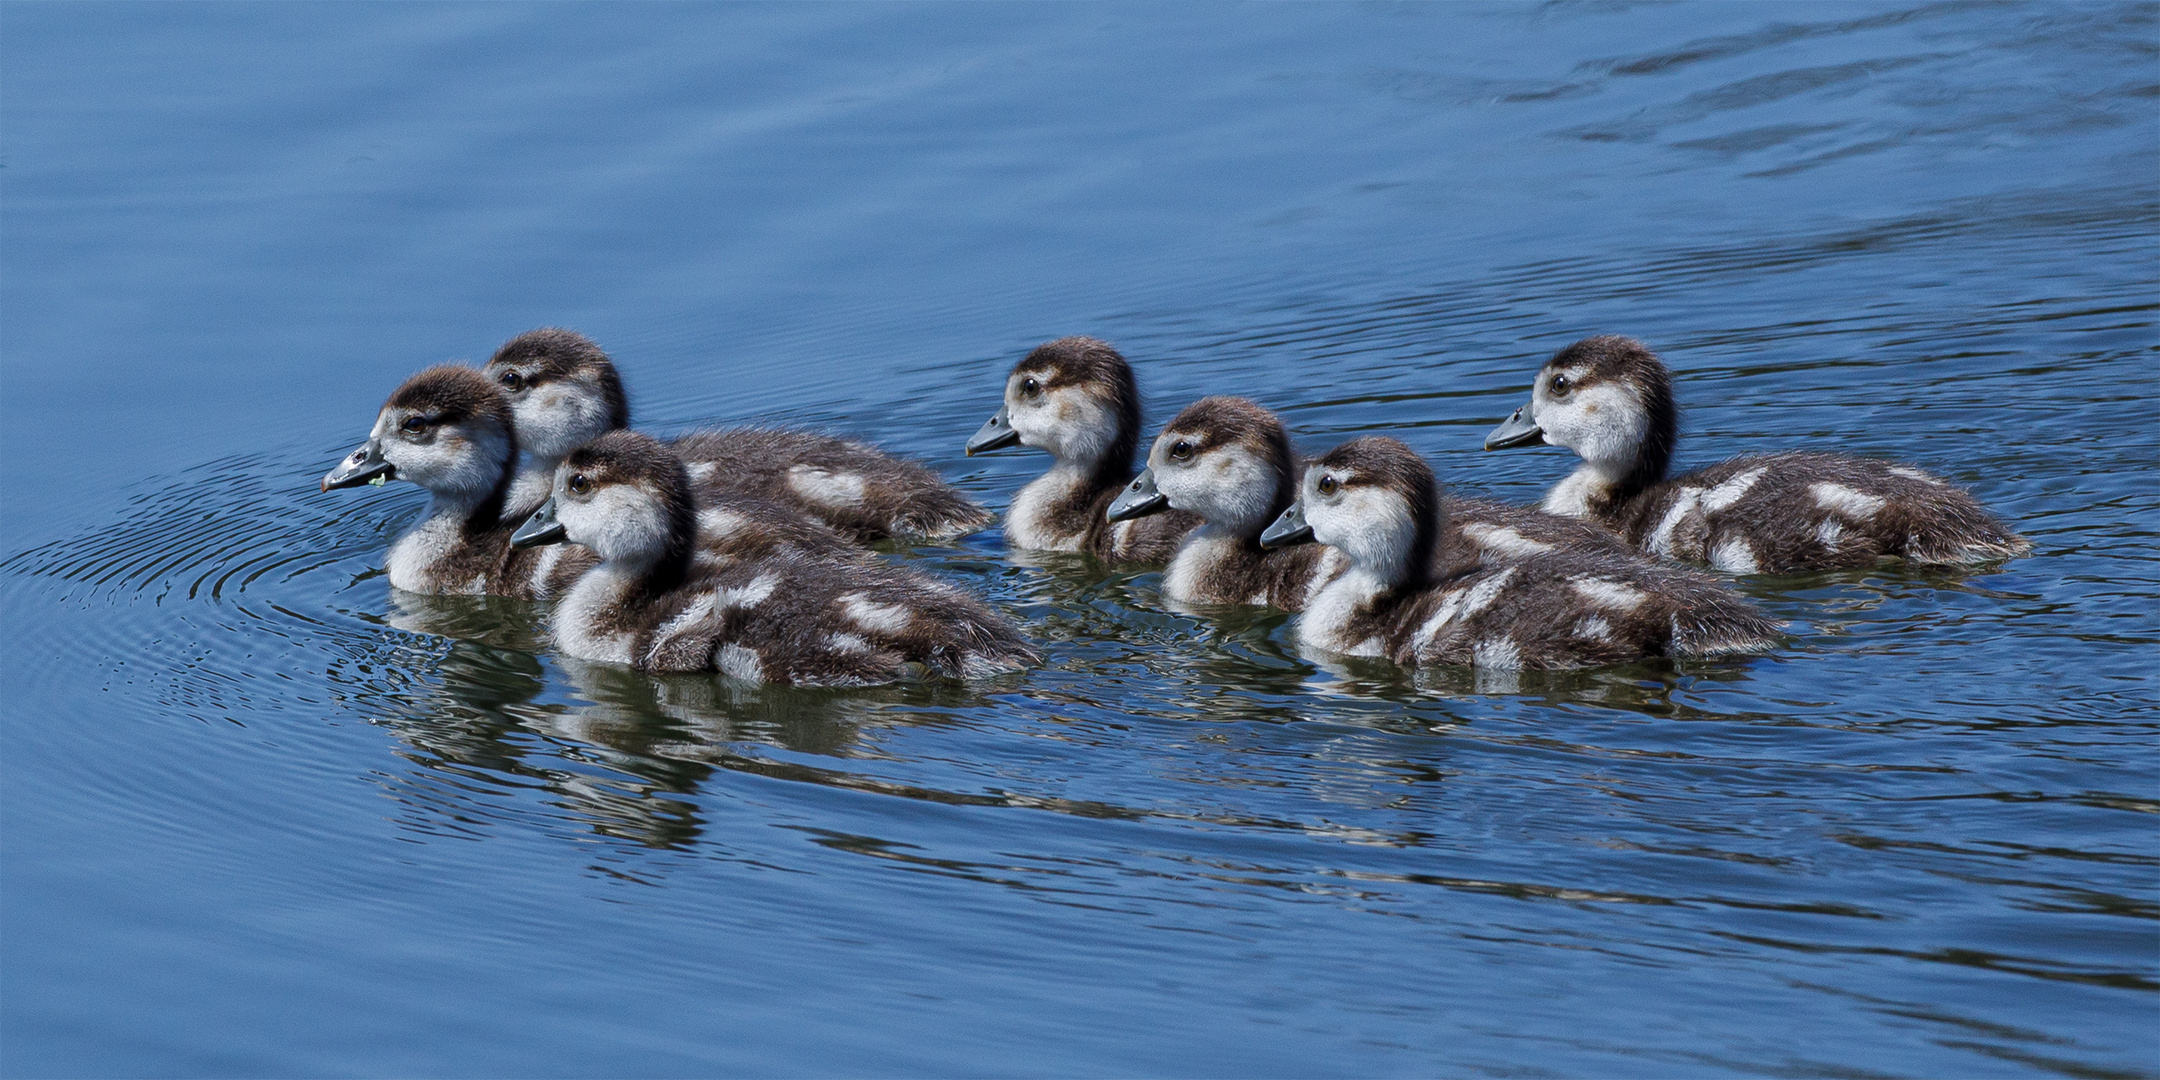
<box><xmin>965</xmin><ymin>407</ymin><xmax>1021</xmax><ymax>455</ymax></box>
<box><xmin>1483</xmin><ymin>403</ymin><xmax>1544</xmax><ymax>451</ymax></box>
<box><xmin>320</xmin><ymin>440</ymin><xmax>394</xmax><ymax>491</ymax></box>
<box><xmin>1106</xmin><ymin>467</ymin><xmax>1169</xmax><ymax>522</ymax></box>
<box><xmin>1259</xmin><ymin>500</ymin><xmax>1314</xmax><ymax>549</ymax></box>
<box><xmin>510</xmin><ymin>497</ymin><xmax>567</xmax><ymax>548</ymax></box>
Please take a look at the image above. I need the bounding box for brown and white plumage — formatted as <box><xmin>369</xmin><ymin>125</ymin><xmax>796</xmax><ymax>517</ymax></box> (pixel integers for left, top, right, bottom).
<box><xmin>511</xmin><ymin>431</ymin><xmax>1038</xmax><ymax>686</ymax></box>
<box><xmin>484</xmin><ymin>328</ymin><xmax>992</xmax><ymax>542</ymax></box>
<box><xmin>321</xmin><ymin>366</ymin><xmax>843</xmax><ymax>601</ymax></box>
<box><xmin>320</xmin><ymin>365</ymin><xmax>596</xmax><ymax>598</ymax></box>
<box><xmin>1111</xmin><ymin>396</ymin><xmax>1640</xmax><ymax>611</ymax></box>
<box><xmin>1259</xmin><ymin>437</ymin><xmax>1781</xmax><ymax>670</ymax></box>
<box><xmin>963</xmin><ymin>336</ymin><xmax>1200</xmax><ymax>564</ymax></box>
<box><xmin>1485</xmin><ymin>336</ymin><xmax>2032</xmax><ymax>573</ymax></box>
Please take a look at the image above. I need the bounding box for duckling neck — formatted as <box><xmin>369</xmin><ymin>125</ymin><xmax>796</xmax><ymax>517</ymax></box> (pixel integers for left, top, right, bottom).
<box><xmin>1161</xmin><ymin>523</ymin><xmax>1249</xmax><ymax>603</ymax></box>
<box><xmin>1299</xmin><ymin>565</ymin><xmax>1398</xmax><ymax>656</ymax></box>
<box><xmin>1548</xmin><ymin>412</ymin><xmax>1672</xmax><ymax>519</ymax></box>
<box><xmin>385</xmin><ymin>489</ymin><xmax>506</xmax><ymax>594</ymax></box>
<box><xmin>1543</xmin><ymin>461</ymin><xmax>1638</xmax><ymax>521</ymax></box>
<box><xmin>1008</xmin><ymin>462</ymin><xmax>1121</xmax><ymax>551</ymax></box>
<box><xmin>553</xmin><ymin>563</ymin><xmax>644</xmax><ymax>666</ymax></box>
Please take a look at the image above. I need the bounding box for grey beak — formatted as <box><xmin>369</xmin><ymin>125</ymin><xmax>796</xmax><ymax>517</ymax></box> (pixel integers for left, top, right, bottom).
<box><xmin>1259</xmin><ymin>500</ymin><xmax>1315</xmax><ymax>549</ymax></box>
<box><xmin>1106</xmin><ymin>467</ymin><xmax>1169</xmax><ymax>523</ymax></box>
<box><xmin>510</xmin><ymin>497</ymin><xmax>567</xmax><ymax>548</ymax></box>
<box><xmin>965</xmin><ymin>406</ymin><xmax>1021</xmax><ymax>455</ymax></box>
<box><xmin>1483</xmin><ymin>403</ymin><xmax>1544</xmax><ymax>451</ymax></box>
<box><xmin>320</xmin><ymin>440</ymin><xmax>394</xmax><ymax>491</ymax></box>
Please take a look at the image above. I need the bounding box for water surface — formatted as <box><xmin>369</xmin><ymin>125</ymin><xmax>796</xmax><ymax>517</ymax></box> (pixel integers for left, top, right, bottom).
<box><xmin>3</xmin><ymin>3</ymin><xmax>2155</xmax><ymax>1076</ymax></box>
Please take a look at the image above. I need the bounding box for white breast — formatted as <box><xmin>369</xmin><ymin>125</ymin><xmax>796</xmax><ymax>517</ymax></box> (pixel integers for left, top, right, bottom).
<box><xmin>1542</xmin><ymin>464</ymin><xmax>1620</xmax><ymax>519</ymax></box>
<box><xmin>1298</xmin><ymin>567</ymin><xmax>1388</xmax><ymax>656</ymax></box>
<box><xmin>385</xmin><ymin>508</ymin><xmax>473</xmax><ymax>593</ymax></box>
<box><xmin>1162</xmin><ymin>531</ymin><xmax>1240</xmax><ymax>603</ymax></box>
<box><xmin>1005</xmin><ymin>466</ymin><xmax>1090</xmax><ymax>552</ymax></box>
<box><xmin>553</xmin><ymin>566</ymin><xmax>638</xmax><ymax>665</ymax></box>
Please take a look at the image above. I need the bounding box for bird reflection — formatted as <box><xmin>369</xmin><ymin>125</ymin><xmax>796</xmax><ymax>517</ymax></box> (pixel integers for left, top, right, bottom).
<box><xmin>333</xmin><ymin>589</ymin><xmax>990</xmax><ymax>853</ymax></box>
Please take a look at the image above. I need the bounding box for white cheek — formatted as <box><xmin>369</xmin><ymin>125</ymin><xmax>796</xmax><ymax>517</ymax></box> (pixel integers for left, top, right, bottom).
<box><xmin>560</xmin><ymin>487</ymin><xmax>669</xmax><ymax>562</ymax></box>
<box><xmin>1155</xmin><ymin>462</ymin><xmax>1205</xmax><ymax>509</ymax></box>
<box><xmin>516</xmin><ymin>383</ymin><xmax>612</xmax><ymax>458</ymax></box>
<box><xmin>1166</xmin><ymin>449</ymin><xmax>1275</xmax><ymax>529</ymax></box>
<box><xmin>384</xmin><ymin>425</ymin><xmax>506</xmax><ymax>498</ymax></box>
<box><xmin>1541</xmin><ymin>383</ymin><xmax>1646</xmax><ymax>464</ymax></box>
<box><xmin>1008</xmin><ymin>395</ymin><xmax>1052</xmax><ymax>449</ymax></box>
<box><xmin>1016</xmin><ymin>389</ymin><xmax>1114</xmax><ymax>463</ymax></box>
<box><xmin>1308</xmin><ymin>487</ymin><xmax>1416</xmax><ymax>572</ymax></box>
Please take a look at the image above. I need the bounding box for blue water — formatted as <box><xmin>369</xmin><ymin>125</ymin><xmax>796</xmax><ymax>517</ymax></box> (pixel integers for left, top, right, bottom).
<box><xmin>4</xmin><ymin>3</ymin><xmax>2155</xmax><ymax>1076</ymax></box>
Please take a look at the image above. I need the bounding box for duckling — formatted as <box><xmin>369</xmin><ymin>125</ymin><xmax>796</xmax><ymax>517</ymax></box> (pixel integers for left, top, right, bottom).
<box><xmin>1257</xmin><ymin>436</ymin><xmax>1781</xmax><ymax>670</ymax></box>
<box><xmin>1484</xmin><ymin>336</ymin><xmax>2032</xmax><ymax>573</ymax></box>
<box><xmin>1106</xmin><ymin>396</ymin><xmax>1643</xmax><ymax>610</ymax></box>
<box><xmin>509</xmin><ymin>430</ymin><xmax>1039</xmax><ymax>686</ymax></box>
<box><xmin>320</xmin><ymin>365</ymin><xmax>592</xmax><ymax>597</ymax></box>
<box><xmin>483</xmin><ymin>327</ymin><xmax>993</xmax><ymax>541</ymax></box>
<box><xmin>963</xmin><ymin>336</ymin><xmax>1200</xmax><ymax>563</ymax></box>
<box><xmin>322</xmin><ymin>366</ymin><xmax>848</xmax><ymax>599</ymax></box>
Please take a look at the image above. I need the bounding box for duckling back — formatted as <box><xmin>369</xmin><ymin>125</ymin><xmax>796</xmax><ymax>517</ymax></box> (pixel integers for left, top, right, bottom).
<box><xmin>672</xmin><ymin>428</ymin><xmax>993</xmax><ymax>544</ymax></box>
<box><xmin>622</xmin><ymin>554</ymin><xmax>1039</xmax><ymax>686</ymax></box>
<box><xmin>1615</xmin><ymin>451</ymin><xmax>2032</xmax><ymax>573</ymax></box>
<box><xmin>1446</xmin><ymin>496</ymin><xmax>1638</xmax><ymax>570</ymax></box>
<box><xmin>1394</xmin><ymin>549</ymin><xmax>1782</xmax><ymax>669</ymax></box>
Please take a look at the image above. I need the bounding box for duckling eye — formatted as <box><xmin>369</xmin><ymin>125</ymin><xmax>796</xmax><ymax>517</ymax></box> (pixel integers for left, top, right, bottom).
<box><xmin>1019</xmin><ymin>377</ymin><xmax>1041</xmax><ymax>399</ymax></box>
<box><xmin>499</xmin><ymin>370</ymin><xmax>525</xmax><ymax>392</ymax></box>
<box><xmin>1317</xmin><ymin>476</ymin><xmax>1340</xmax><ymax>497</ymax></box>
<box><xmin>567</xmin><ymin>474</ymin><xmax>591</xmax><ymax>495</ymax></box>
<box><xmin>1168</xmin><ymin>440</ymin><xmax>1193</xmax><ymax>462</ymax></box>
<box><xmin>1550</xmin><ymin>373</ymin><xmax>1571</xmax><ymax>395</ymax></box>
<box><xmin>400</xmin><ymin>416</ymin><xmax>427</xmax><ymax>435</ymax></box>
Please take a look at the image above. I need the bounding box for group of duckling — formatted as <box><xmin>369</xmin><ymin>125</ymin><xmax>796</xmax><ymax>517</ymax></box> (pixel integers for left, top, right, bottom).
<box><xmin>323</xmin><ymin>329</ymin><xmax>2030</xmax><ymax>687</ymax></box>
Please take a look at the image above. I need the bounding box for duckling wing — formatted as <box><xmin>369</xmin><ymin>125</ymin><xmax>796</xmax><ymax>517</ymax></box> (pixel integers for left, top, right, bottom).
<box><xmin>671</xmin><ymin>428</ymin><xmax>991</xmax><ymax>543</ymax></box>
<box><xmin>1399</xmin><ymin>553</ymin><xmax>1779</xmax><ymax>670</ymax></box>
<box><xmin>1629</xmin><ymin>452</ymin><xmax>2029</xmax><ymax>573</ymax></box>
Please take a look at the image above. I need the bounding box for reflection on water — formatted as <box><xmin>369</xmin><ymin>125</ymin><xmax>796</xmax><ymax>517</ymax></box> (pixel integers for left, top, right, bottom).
<box><xmin>4</xmin><ymin>3</ymin><xmax>2156</xmax><ymax>1077</ymax></box>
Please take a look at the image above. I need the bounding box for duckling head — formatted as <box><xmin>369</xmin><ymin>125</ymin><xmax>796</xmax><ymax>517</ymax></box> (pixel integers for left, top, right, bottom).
<box><xmin>482</xmin><ymin>328</ymin><xmax>630</xmax><ymax>463</ymax></box>
<box><xmin>514</xmin><ymin>430</ymin><xmax>697</xmax><ymax>580</ymax></box>
<box><xmin>1261</xmin><ymin>436</ymin><xmax>1440</xmax><ymax>588</ymax></box>
<box><xmin>966</xmin><ymin>336</ymin><xmax>1140</xmax><ymax>476</ymax></box>
<box><xmin>1110</xmin><ymin>396</ymin><xmax>1294</xmax><ymax>534</ymax></box>
<box><xmin>1485</xmin><ymin>335</ymin><xmax>1676</xmax><ymax>483</ymax></box>
<box><xmin>322</xmin><ymin>366</ymin><xmax>516</xmax><ymax>509</ymax></box>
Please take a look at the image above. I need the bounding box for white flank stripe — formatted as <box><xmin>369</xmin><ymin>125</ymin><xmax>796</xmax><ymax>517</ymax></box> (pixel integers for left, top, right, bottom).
<box><xmin>715</xmin><ymin>643</ymin><xmax>764</xmax><ymax>682</ymax></box>
<box><xmin>1811</xmin><ymin>482</ymin><xmax>1885</xmax><ymax>519</ymax></box>
<box><xmin>1710</xmin><ymin>536</ymin><xmax>1760</xmax><ymax>574</ymax></box>
<box><xmin>1649</xmin><ymin>490</ymin><xmax>1702</xmax><ymax>558</ymax></box>
<box><xmin>1570</xmin><ymin>577</ymin><xmax>1646</xmax><ymax>611</ymax></box>
<box><xmin>1700</xmin><ymin>467</ymin><xmax>1767</xmax><ymax>512</ymax></box>
<box><xmin>1473</xmin><ymin>637</ymin><xmax>1523</xmax><ymax>670</ymax></box>
<box><xmin>1461</xmin><ymin>523</ymin><xmax>1553</xmax><ymax>557</ymax></box>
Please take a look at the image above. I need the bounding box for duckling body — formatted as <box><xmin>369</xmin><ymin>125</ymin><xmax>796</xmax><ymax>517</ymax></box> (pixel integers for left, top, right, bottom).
<box><xmin>964</xmin><ymin>337</ymin><xmax>1199</xmax><ymax>563</ymax></box>
<box><xmin>1486</xmin><ymin>336</ymin><xmax>2031</xmax><ymax>573</ymax></box>
<box><xmin>1260</xmin><ymin>437</ymin><xmax>1781</xmax><ymax>670</ymax></box>
<box><xmin>484</xmin><ymin>328</ymin><xmax>992</xmax><ymax>542</ymax></box>
<box><xmin>1110</xmin><ymin>396</ymin><xmax>1642</xmax><ymax>612</ymax></box>
<box><xmin>512</xmin><ymin>431</ymin><xmax>1038</xmax><ymax>686</ymax></box>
